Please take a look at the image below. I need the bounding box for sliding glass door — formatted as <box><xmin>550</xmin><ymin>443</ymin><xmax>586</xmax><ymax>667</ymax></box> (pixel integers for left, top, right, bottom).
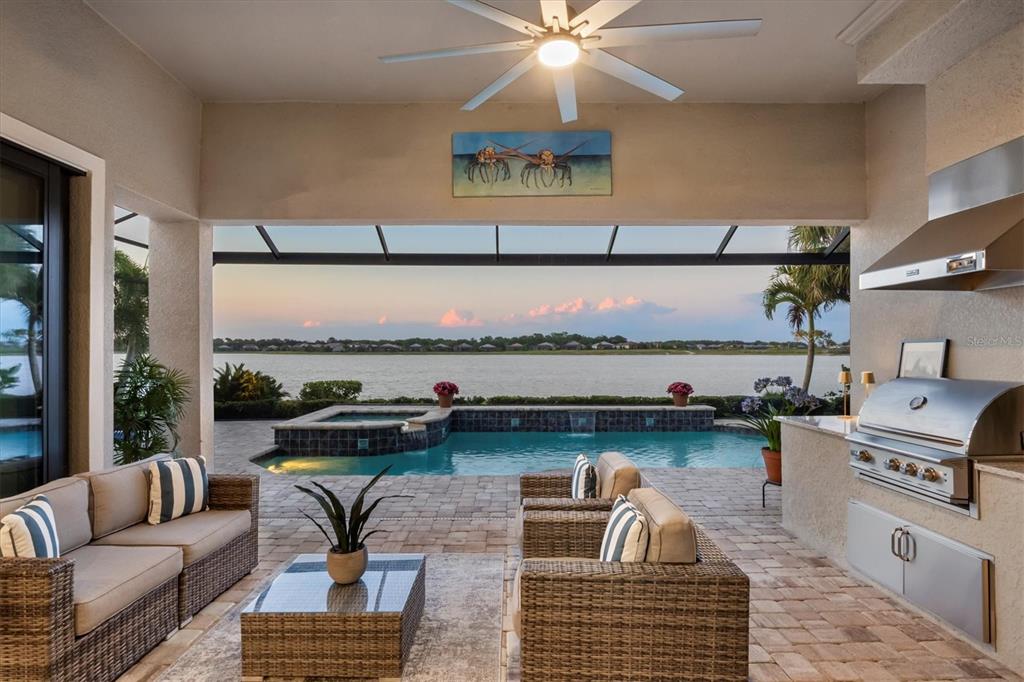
<box><xmin>0</xmin><ymin>141</ymin><xmax>70</xmax><ymax>496</ymax></box>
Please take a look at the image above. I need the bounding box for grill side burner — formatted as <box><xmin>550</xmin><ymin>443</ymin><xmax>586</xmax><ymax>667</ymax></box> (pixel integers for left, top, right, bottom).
<box><xmin>847</xmin><ymin>378</ymin><xmax>1024</xmax><ymax>509</ymax></box>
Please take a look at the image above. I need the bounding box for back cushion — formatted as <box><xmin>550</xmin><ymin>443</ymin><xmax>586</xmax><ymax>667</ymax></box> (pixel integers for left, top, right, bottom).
<box><xmin>627</xmin><ymin>487</ymin><xmax>697</xmax><ymax>564</ymax></box>
<box><xmin>77</xmin><ymin>454</ymin><xmax>170</xmax><ymax>538</ymax></box>
<box><xmin>571</xmin><ymin>454</ymin><xmax>597</xmax><ymax>499</ymax></box>
<box><xmin>596</xmin><ymin>452</ymin><xmax>641</xmax><ymax>499</ymax></box>
<box><xmin>0</xmin><ymin>477</ymin><xmax>92</xmax><ymax>552</ymax></box>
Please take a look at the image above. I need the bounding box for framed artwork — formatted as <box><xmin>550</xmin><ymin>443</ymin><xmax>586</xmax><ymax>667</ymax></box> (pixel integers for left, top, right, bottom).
<box><xmin>898</xmin><ymin>339</ymin><xmax>949</xmax><ymax>379</ymax></box>
<box><xmin>452</xmin><ymin>130</ymin><xmax>611</xmax><ymax>197</ymax></box>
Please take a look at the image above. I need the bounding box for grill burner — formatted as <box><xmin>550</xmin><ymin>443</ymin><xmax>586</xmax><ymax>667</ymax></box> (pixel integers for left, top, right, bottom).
<box><xmin>848</xmin><ymin>378</ymin><xmax>1024</xmax><ymax>508</ymax></box>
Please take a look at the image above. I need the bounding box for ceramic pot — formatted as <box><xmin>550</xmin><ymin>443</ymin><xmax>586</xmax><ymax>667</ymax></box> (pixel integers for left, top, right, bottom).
<box><xmin>438</xmin><ymin>394</ymin><xmax>453</xmax><ymax>408</ymax></box>
<box><xmin>761</xmin><ymin>448</ymin><xmax>782</xmax><ymax>484</ymax></box>
<box><xmin>671</xmin><ymin>393</ymin><xmax>689</xmax><ymax>407</ymax></box>
<box><xmin>326</xmin><ymin>546</ymin><xmax>368</xmax><ymax>585</ymax></box>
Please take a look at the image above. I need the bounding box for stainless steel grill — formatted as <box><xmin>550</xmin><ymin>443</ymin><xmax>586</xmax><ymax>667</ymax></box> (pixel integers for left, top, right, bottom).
<box><xmin>847</xmin><ymin>378</ymin><xmax>1024</xmax><ymax>508</ymax></box>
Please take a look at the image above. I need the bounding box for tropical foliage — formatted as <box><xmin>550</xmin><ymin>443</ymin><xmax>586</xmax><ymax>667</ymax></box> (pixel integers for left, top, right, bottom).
<box><xmin>113</xmin><ymin>354</ymin><xmax>190</xmax><ymax>464</ymax></box>
<box><xmin>114</xmin><ymin>250</ymin><xmax>149</xmax><ymax>361</ymax></box>
<box><xmin>295</xmin><ymin>468</ymin><xmax>408</xmax><ymax>554</ymax></box>
<box><xmin>298</xmin><ymin>380</ymin><xmax>362</xmax><ymax>402</ymax></box>
<box><xmin>0</xmin><ymin>227</ymin><xmax>43</xmax><ymax>396</ymax></box>
<box><xmin>213</xmin><ymin>362</ymin><xmax>287</xmax><ymax>402</ymax></box>
<box><xmin>762</xmin><ymin>226</ymin><xmax>850</xmax><ymax>391</ymax></box>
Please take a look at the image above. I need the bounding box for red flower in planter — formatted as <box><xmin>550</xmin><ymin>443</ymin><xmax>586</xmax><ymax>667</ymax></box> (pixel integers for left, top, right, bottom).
<box><xmin>432</xmin><ymin>381</ymin><xmax>460</xmax><ymax>396</ymax></box>
<box><xmin>666</xmin><ymin>382</ymin><xmax>694</xmax><ymax>396</ymax></box>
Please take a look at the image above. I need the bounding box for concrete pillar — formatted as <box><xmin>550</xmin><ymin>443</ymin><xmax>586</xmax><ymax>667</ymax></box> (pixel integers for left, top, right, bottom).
<box><xmin>148</xmin><ymin>220</ymin><xmax>214</xmax><ymax>466</ymax></box>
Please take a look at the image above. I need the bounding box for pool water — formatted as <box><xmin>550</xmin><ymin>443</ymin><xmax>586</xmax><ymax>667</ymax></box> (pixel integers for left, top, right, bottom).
<box><xmin>323</xmin><ymin>413</ymin><xmax>423</xmax><ymax>423</ymax></box>
<box><xmin>258</xmin><ymin>430</ymin><xmax>765</xmax><ymax>476</ymax></box>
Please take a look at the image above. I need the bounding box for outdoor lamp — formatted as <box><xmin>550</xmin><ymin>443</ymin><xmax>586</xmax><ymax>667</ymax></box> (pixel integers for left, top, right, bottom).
<box><xmin>838</xmin><ymin>370</ymin><xmax>853</xmax><ymax>419</ymax></box>
<box><xmin>861</xmin><ymin>371</ymin><xmax>876</xmax><ymax>398</ymax></box>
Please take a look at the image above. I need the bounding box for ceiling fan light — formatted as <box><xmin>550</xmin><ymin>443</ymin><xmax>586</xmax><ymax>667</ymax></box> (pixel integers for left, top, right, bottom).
<box><xmin>538</xmin><ymin>38</ymin><xmax>580</xmax><ymax>67</ymax></box>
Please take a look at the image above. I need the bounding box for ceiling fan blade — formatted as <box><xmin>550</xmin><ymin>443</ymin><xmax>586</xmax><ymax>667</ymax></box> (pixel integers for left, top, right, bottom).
<box><xmin>462</xmin><ymin>52</ymin><xmax>538</xmax><ymax>111</ymax></box>
<box><xmin>552</xmin><ymin>68</ymin><xmax>578</xmax><ymax>123</ymax></box>
<box><xmin>540</xmin><ymin>0</ymin><xmax>570</xmax><ymax>30</ymax></box>
<box><xmin>380</xmin><ymin>40</ymin><xmax>531</xmax><ymax>63</ymax></box>
<box><xmin>588</xmin><ymin>19</ymin><xmax>763</xmax><ymax>48</ymax></box>
<box><xmin>447</xmin><ymin>0</ymin><xmax>546</xmax><ymax>36</ymax></box>
<box><xmin>578</xmin><ymin>48</ymin><xmax>683</xmax><ymax>100</ymax></box>
<box><xmin>569</xmin><ymin>0</ymin><xmax>642</xmax><ymax>37</ymax></box>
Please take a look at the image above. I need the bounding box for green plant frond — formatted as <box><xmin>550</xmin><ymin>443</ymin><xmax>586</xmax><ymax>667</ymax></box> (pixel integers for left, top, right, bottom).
<box><xmin>347</xmin><ymin>466</ymin><xmax>392</xmax><ymax>548</ymax></box>
<box><xmin>294</xmin><ymin>483</ymin><xmax>346</xmax><ymax>549</ymax></box>
<box><xmin>311</xmin><ymin>480</ymin><xmax>347</xmax><ymax>537</ymax></box>
<box><xmin>300</xmin><ymin>511</ymin><xmax>335</xmax><ymax>549</ymax></box>
<box><xmin>359</xmin><ymin>529</ymin><xmax>385</xmax><ymax>547</ymax></box>
<box><xmin>355</xmin><ymin>494</ymin><xmax>411</xmax><ymax>529</ymax></box>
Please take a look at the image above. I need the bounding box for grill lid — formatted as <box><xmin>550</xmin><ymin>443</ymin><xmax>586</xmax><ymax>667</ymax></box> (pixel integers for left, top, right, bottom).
<box><xmin>856</xmin><ymin>378</ymin><xmax>1024</xmax><ymax>455</ymax></box>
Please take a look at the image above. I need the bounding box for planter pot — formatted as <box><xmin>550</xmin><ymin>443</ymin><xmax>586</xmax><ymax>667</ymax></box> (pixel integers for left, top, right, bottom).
<box><xmin>761</xmin><ymin>448</ymin><xmax>782</xmax><ymax>484</ymax></box>
<box><xmin>326</xmin><ymin>546</ymin><xmax>368</xmax><ymax>585</ymax></box>
<box><xmin>437</xmin><ymin>394</ymin><xmax>453</xmax><ymax>408</ymax></box>
<box><xmin>671</xmin><ymin>393</ymin><xmax>689</xmax><ymax>407</ymax></box>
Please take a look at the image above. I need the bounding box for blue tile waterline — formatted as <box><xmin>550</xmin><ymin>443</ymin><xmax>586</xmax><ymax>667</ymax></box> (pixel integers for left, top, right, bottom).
<box><xmin>257</xmin><ymin>431</ymin><xmax>765</xmax><ymax>476</ymax></box>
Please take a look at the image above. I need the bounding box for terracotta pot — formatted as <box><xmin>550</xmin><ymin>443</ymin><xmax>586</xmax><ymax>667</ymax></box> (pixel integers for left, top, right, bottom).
<box><xmin>437</xmin><ymin>394</ymin><xmax>453</xmax><ymax>408</ymax></box>
<box><xmin>761</xmin><ymin>447</ymin><xmax>782</xmax><ymax>484</ymax></box>
<box><xmin>326</xmin><ymin>546</ymin><xmax>368</xmax><ymax>585</ymax></box>
<box><xmin>671</xmin><ymin>393</ymin><xmax>689</xmax><ymax>407</ymax></box>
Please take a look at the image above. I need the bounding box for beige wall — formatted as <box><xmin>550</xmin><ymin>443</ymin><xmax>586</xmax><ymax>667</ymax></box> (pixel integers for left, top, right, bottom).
<box><xmin>851</xmin><ymin>27</ymin><xmax>1024</xmax><ymax>411</ymax></box>
<box><xmin>200</xmin><ymin>102</ymin><xmax>867</xmax><ymax>225</ymax></box>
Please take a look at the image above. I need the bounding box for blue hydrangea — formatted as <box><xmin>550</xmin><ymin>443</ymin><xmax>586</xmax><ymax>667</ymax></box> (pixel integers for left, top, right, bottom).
<box><xmin>752</xmin><ymin>377</ymin><xmax>772</xmax><ymax>393</ymax></box>
<box><xmin>741</xmin><ymin>396</ymin><xmax>763</xmax><ymax>414</ymax></box>
<box><xmin>772</xmin><ymin>376</ymin><xmax>793</xmax><ymax>388</ymax></box>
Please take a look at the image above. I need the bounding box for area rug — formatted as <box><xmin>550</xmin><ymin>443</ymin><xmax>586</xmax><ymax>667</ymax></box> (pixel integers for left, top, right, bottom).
<box><xmin>159</xmin><ymin>553</ymin><xmax>504</xmax><ymax>681</ymax></box>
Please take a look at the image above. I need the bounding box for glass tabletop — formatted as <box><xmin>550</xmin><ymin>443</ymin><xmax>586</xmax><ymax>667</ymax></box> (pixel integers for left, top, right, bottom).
<box><xmin>243</xmin><ymin>553</ymin><xmax>424</xmax><ymax>615</ymax></box>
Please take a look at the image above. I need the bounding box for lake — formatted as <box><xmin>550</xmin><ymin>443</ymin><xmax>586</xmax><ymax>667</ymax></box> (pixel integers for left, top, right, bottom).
<box><xmin>205</xmin><ymin>352</ymin><xmax>850</xmax><ymax>398</ymax></box>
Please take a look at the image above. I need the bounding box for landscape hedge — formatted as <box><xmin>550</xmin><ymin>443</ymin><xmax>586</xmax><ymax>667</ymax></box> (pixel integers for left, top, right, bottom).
<box><xmin>214</xmin><ymin>393</ymin><xmax>840</xmax><ymax>420</ymax></box>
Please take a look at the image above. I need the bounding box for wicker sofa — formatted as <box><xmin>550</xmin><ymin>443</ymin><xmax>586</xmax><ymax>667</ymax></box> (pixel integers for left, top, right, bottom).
<box><xmin>519</xmin><ymin>451</ymin><xmax>641</xmax><ymax>512</ymax></box>
<box><xmin>0</xmin><ymin>457</ymin><xmax>259</xmax><ymax>682</ymax></box>
<box><xmin>514</xmin><ymin>487</ymin><xmax>749</xmax><ymax>681</ymax></box>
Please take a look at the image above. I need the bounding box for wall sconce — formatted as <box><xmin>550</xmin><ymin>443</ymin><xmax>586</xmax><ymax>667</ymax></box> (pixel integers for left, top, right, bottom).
<box><xmin>837</xmin><ymin>370</ymin><xmax>852</xmax><ymax>419</ymax></box>
<box><xmin>861</xmin><ymin>371</ymin><xmax>876</xmax><ymax>398</ymax></box>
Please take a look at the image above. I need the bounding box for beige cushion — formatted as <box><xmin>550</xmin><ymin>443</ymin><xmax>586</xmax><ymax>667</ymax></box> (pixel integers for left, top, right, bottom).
<box><xmin>92</xmin><ymin>509</ymin><xmax>250</xmax><ymax>566</ymax></box>
<box><xmin>77</xmin><ymin>454</ymin><xmax>170</xmax><ymax>538</ymax></box>
<box><xmin>66</xmin><ymin>544</ymin><xmax>182</xmax><ymax>636</ymax></box>
<box><xmin>595</xmin><ymin>452</ymin><xmax>641</xmax><ymax>499</ymax></box>
<box><xmin>0</xmin><ymin>478</ymin><xmax>92</xmax><ymax>553</ymax></box>
<box><xmin>627</xmin><ymin>488</ymin><xmax>697</xmax><ymax>564</ymax></box>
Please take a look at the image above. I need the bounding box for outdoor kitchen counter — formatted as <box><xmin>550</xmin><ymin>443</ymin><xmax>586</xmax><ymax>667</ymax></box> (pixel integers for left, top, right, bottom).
<box><xmin>778</xmin><ymin>419</ymin><xmax>1024</xmax><ymax>673</ymax></box>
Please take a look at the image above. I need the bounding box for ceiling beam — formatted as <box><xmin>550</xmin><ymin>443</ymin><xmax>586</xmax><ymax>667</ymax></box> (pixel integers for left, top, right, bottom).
<box><xmin>824</xmin><ymin>226</ymin><xmax>850</xmax><ymax>257</ymax></box>
<box><xmin>605</xmin><ymin>225</ymin><xmax>619</xmax><ymax>262</ymax></box>
<box><xmin>213</xmin><ymin>251</ymin><xmax>850</xmax><ymax>267</ymax></box>
<box><xmin>714</xmin><ymin>225</ymin><xmax>739</xmax><ymax>261</ymax></box>
<box><xmin>375</xmin><ymin>225</ymin><xmax>390</xmax><ymax>262</ymax></box>
<box><xmin>495</xmin><ymin>225</ymin><xmax>500</xmax><ymax>263</ymax></box>
<box><xmin>114</xmin><ymin>212</ymin><xmax>138</xmax><ymax>225</ymax></box>
<box><xmin>255</xmin><ymin>225</ymin><xmax>280</xmax><ymax>260</ymax></box>
<box><xmin>114</xmin><ymin>235</ymin><xmax>149</xmax><ymax>250</ymax></box>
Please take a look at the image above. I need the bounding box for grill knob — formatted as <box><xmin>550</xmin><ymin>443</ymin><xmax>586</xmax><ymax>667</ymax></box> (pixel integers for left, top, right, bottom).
<box><xmin>857</xmin><ymin>450</ymin><xmax>873</xmax><ymax>462</ymax></box>
<box><xmin>886</xmin><ymin>458</ymin><xmax>902</xmax><ymax>471</ymax></box>
<box><xmin>903</xmin><ymin>463</ymin><xmax>919</xmax><ymax>477</ymax></box>
<box><xmin>922</xmin><ymin>467</ymin><xmax>941</xmax><ymax>482</ymax></box>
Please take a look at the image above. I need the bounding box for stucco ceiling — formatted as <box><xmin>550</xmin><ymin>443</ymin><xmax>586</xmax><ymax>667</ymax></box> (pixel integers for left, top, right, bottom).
<box><xmin>86</xmin><ymin>0</ymin><xmax>887</xmax><ymax>104</ymax></box>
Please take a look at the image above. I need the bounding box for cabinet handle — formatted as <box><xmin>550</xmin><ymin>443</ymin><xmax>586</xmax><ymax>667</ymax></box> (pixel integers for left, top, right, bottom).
<box><xmin>900</xmin><ymin>530</ymin><xmax>915</xmax><ymax>562</ymax></box>
<box><xmin>890</xmin><ymin>527</ymin><xmax>903</xmax><ymax>558</ymax></box>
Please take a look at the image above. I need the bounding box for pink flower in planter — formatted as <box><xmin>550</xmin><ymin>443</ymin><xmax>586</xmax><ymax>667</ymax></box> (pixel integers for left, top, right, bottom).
<box><xmin>666</xmin><ymin>382</ymin><xmax>694</xmax><ymax>396</ymax></box>
<box><xmin>432</xmin><ymin>381</ymin><xmax>460</xmax><ymax>396</ymax></box>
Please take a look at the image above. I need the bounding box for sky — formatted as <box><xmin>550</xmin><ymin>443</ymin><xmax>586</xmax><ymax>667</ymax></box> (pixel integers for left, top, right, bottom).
<box><xmin>111</xmin><ymin>218</ymin><xmax>849</xmax><ymax>342</ymax></box>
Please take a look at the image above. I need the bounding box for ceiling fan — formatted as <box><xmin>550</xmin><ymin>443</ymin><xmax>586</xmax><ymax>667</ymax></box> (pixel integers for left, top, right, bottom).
<box><xmin>379</xmin><ymin>0</ymin><xmax>762</xmax><ymax>123</ymax></box>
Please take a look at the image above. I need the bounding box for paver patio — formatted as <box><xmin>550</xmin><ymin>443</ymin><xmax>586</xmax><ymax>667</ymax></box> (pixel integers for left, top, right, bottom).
<box><xmin>117</xmin><ymin>421</ymin><xmax>1022</xmax><ymax>681</ymax></box>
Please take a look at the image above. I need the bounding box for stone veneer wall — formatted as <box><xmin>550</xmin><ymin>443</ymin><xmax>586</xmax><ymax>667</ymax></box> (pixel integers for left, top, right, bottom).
<box><xmin>275</xmin><ymin>407</ymin><xmax>714</xmax><ymax>457</ymax></box>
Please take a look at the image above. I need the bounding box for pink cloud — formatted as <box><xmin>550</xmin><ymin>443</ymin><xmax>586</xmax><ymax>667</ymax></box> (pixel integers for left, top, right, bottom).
<box><xmin>438</xmin><ymin>308</ymin><xmax>484</xmax><ymax>327</ymax></box>
<box><xmin>302</xmin><ymin>320</ymin><xmax>322</xmax><ymax>328</ymax></box>
<box><xmin>521</xmin><ymin>296</ymin><xmax>673</xmax><ymax>321</ymax></box>
<box><xmin>377</xmin><ymin>315</ymin><xmax>389</xmax><ymax>325</ymax></box>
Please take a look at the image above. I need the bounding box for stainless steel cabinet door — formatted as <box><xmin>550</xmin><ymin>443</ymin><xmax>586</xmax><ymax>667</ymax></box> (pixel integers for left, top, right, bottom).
<box><xmin>902</xmin><ymin>525</ymin><xmax>992</xmax><ymax>642</ymax></box>
<box><xmin>847</xmin><ymin>501</ymin><xmax>904</xmax><ymax>594</ymax></box>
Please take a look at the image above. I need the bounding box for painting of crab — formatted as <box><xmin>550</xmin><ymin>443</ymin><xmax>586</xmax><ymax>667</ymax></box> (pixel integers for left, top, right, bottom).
<box><xmin>465</xmin><ymin>146</ymin><xmax>511</xmax><ymax>184</ymax></box>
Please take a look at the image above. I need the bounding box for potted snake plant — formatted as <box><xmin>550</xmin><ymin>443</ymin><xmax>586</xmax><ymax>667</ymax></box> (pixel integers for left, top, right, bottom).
<box><xmin>295</xmin><ymin>466</ymin><xmax>406</xmax><ymax>584</ymax></box>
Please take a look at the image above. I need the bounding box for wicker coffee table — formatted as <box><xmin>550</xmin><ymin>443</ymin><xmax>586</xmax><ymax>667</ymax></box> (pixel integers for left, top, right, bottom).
<box><xmin>241</xmin><ymin>553</ymin><xmax>425</xmax><ymax>679</ymax></box>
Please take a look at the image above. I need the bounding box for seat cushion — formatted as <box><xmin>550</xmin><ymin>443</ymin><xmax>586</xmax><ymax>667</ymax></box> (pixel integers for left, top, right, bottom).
<box><xmin>627</xmin><ymin>487</ymin><xmax>697</xmax><ymax>564</ymax></box>
<box><xmin>66</xmin><ymin>544</ymin><xmax>182</xmax><ymax>636</ymax></box>
<box><xmin>0</xmin><ymin>477</ymin><xmax>92</xmax><ymax>553</ymax></box>
<box><xmin>77</xmin><ymin>454</ymin><xmax>171</xmax><ymax>538</ymax></box>
<box><xmin>92</xmin><ymin>509</ymin><xmax>251</xmax><ymax>565</ymax></box>
<box><xmin>595</xmin><ymin>452</ymin><xmax>641</xmax><ymax>499</ymax></box>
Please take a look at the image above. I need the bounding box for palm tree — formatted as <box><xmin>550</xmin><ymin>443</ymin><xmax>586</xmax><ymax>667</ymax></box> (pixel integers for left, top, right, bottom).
<box><xmin>762</xmin><ymin>226</ymin><xmax>850</xmax><ymax>391</ymax></box>
<box><xmin>114</xmin><ymin>250</ymin><xmax>150</xmax><ymax>362</ymax></box>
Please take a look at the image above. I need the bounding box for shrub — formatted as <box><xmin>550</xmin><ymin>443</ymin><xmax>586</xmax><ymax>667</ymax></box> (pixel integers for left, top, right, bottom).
<box><xmin>213</xmin><ymin>362</ymin><xmax>287</xmax><ymax>402</ymax></box>
<box><xmin>299</xmin><ymin>380</ymin><xmax>363</xmax><ymax>402</ymax></box>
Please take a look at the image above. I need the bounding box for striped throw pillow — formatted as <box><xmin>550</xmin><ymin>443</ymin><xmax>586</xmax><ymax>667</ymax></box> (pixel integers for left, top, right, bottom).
<box><xmin>599</xmin><ymin>495</ymin><xmax>649</xmax><ymax>562</ymax></box>
<box><xmin>148</xmin><ymin>456</ymin><xmax>209</xmax><ymax>525</ymax></box>
<box><xmin>0</xmin><ymin>495</ymin><xmax>60</xmax><ymax>558</ymax></box>
<box><xmin>571</xmin><ymin>454</ymin><xmax>597</xmax><ymax>499</ymax></box>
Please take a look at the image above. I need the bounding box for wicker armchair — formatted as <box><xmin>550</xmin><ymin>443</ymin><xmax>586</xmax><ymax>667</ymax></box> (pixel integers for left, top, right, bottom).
<box><xmin>517</xmin><ymin>509</ymin><xmax>749</xmax><ymax>682</ymax></box>
<box><xmin>520</xmin><ymin>452</ymin><xmax>640</xmax><ymax>513</ymax></box>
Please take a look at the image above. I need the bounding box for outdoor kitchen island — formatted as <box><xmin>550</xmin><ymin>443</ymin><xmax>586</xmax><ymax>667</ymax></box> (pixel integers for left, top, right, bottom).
<box><xmin>778</xmin><ymin>415</ymin><xmax>1024</xmax><ymax>675</ymax></box>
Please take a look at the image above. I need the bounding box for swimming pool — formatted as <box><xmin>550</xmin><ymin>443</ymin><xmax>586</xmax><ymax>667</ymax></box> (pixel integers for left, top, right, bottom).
<box><xmin>257</xmin><ymin>430</ymin><xmax>764</xmax><ymax>476</ymax></box>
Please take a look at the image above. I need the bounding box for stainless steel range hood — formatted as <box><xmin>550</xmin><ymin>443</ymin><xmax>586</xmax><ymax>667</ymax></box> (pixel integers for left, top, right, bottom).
<box><xmin>860</xmin><ymin>137</ymin><xmax>1024</xmax><ymax>292</ymax></box>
